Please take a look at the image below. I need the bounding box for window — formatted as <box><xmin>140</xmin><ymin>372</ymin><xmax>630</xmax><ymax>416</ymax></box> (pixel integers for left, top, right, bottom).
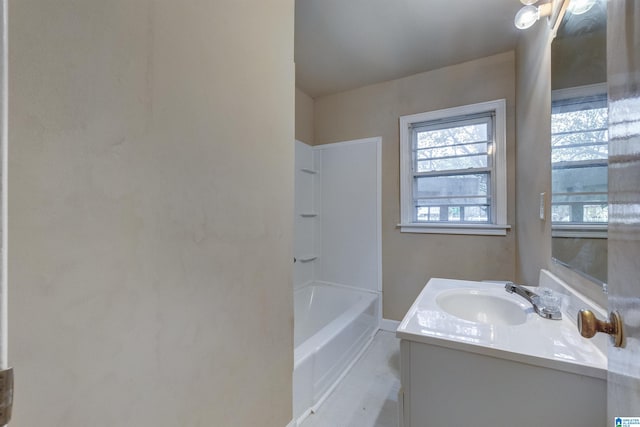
<box><xmin>399</xmin><ymin>100</ymin><xmax>509</xmax><ymax>235</ymax></box>
<box><xmin>551</xmin><ymin>84</ymin><xmax>608</xmax><ymax>238</ymax></box>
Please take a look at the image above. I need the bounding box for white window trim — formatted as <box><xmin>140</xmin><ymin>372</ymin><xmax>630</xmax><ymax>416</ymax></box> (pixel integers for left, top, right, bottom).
<box><xmin>551</xmin><ymin>224</ymin><xmax>607</xmax><ymax>239</ymax></box>
<box><xmin>551</xmin><ymin>82</ymin><xmax>607</xmax><ymax>102</ymax></box>
<box><xmin>398</xmin><ymin>99</ymin><xmax>509</xmax><ymax>236</ymax></box>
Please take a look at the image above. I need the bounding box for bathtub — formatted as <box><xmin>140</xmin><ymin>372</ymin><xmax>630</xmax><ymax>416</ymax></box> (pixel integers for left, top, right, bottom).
<box><xmin>293</xmin><ymin>282</ymin><xmax>379</xmax><ymax>423</ymax></box>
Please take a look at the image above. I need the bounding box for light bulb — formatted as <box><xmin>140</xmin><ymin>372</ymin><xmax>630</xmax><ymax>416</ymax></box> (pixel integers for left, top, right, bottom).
<box><xmin>514</xmin><ymin>5</ymin><xmax>540</xmax><ymax>29</ymax></box>
<box><xmin>567</xmin><ymin>0</ymin><xmax>597</xmax><ymax>15</ymax></box>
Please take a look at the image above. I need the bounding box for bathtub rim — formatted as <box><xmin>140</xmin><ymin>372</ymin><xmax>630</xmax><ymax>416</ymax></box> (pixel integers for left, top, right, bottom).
<box><xmin>294</xmin><ymin>279</ymin><xmax>380</xmax><ymax>297</ymax></box>
<box><xmin>293</xmin><ymin>282</ymin><xmax>380</xmax><ymax>371</ymax></box>
<box><xmin>294</xmin><ymin>282</ymin><xmax>379</xmax><ymax>367</ymax></box>
<box><xmin>294</xmin><ymin>280</ymin><xmax>382</xmax><ymax>345</ymax></box>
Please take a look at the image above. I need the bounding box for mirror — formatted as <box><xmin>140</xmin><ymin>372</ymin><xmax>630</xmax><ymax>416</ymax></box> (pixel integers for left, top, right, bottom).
<box><xmin>550</xmin><ymin>0</ymin><xmax>607</xmax><ymax>285</ymax></box>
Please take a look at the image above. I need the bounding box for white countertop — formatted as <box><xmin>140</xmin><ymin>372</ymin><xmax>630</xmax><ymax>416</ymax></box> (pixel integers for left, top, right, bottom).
<box><xmin>396</xmin><ymin>278</ymin><xmax>607</xmax><ymax>379</ymax></box>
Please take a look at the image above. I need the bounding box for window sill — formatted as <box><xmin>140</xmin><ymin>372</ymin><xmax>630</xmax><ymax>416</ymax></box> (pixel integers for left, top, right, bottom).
<box><xmin>551</xmin><ymin>224</ymin><xmax>607</xmax><ymax>239</ymax></box>
<box><xmin>398</xmin><ymin>223</ymin><xmax>511</xmax><ymax>236</ymax></box>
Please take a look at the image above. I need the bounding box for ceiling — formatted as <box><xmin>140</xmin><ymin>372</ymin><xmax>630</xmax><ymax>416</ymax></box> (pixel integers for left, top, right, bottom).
<box><xmin>295</xmin><ymin>0</ymin><xmax>524</xmax><ymax>98</ymax></box>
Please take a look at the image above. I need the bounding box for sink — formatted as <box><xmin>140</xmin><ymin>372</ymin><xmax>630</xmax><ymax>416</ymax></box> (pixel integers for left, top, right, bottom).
<box><xmin>436</xmin><ymin>289</ymin><xmax>528</xmax><ymax>326</ymax></box>
<box><xmin>398</xmin><ymin>277</ymin><xmax>607</xmax><ymax>427</ymax></box>
<box><xmin>397</xmin><ymin>275</ymin><xmax>607</xmax><ymax>387</ymax></box>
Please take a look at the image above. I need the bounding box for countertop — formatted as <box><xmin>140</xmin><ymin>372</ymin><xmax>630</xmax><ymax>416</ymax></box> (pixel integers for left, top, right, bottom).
<box><xmin>396</xmin><ymin>277</ymin><xmax>607</xmax><ymax>379</ymax></box>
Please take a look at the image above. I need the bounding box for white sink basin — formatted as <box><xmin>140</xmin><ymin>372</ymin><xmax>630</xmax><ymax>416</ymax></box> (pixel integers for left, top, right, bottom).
<box><xmin>436</xmin><ymin>289</ymin><xmax>528</xmax><ymax>326</ymax></box>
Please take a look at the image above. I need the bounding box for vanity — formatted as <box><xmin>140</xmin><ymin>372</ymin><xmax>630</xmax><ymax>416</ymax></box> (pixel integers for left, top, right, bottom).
<box><xmin>396</xmin><ymin>270</ymin><xmax>606</xmax><ymax>427</ymax></box>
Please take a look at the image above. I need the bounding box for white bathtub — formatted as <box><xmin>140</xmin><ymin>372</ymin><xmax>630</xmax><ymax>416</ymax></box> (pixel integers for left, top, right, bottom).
<box><xmin>293</xmin><ymin>282</ymin><xmax>379</xmax><ymax>423</ymax></box>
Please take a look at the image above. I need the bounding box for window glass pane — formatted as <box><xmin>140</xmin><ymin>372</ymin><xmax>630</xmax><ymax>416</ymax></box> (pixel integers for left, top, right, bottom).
<box><xmin>417</xmin><ymin>142</ymin><xmax>488</xmax><ymax>158</ymax></box>
<box><xmin>552</xmin><ymin>165</ymin><xmax>607</xmax><ymax>194</ymax></box>
<box><xmin>551</xmin><ymin>129</ymin><xmax>607</xmax><ymax>147</ymax></box>
<box><xmin>552</xmin><ymin>193</ymin><xmax>607</xmax><ymax>204</ymax></box>
<box><xmin>551</xmin><ymin>199</ymin><xmax>608</xmax><ymax>223</ymax></box>
<box><xmin>416</xmin><ymin>154</ymin><xmax>487</xmax><ymax>172</ymax></box>
<box><xmin>416</xmin><ymin>123</ymin><xmax>488</xmax><ymax>149</ymax></box>
<box><xmin>416</xmin><ymin>196</ymin><xmax>490</xmax><ymax>206</ymax></box>
<box><xmin>583</xmin><ymin>204</ymin><xmax>608</xmax><ymax>222</ymax></box>
<box><xmin>414</xmin><ymin>122</ymin><xmax>490</xmax><ymax>172</ymax></box>
<box><xmin>552</xmin><ymin>193</ymin><xmax>607</xmax><ymax>206</ymax></box>
<box><xmin>551</xmin><ymin>107</ymin><xmax>608</xmax><ymax>134</ymax></box>
<box><xmin>552</xmin><ymin>144</ymin><xmax>608</xmax><ymax>162</ymax></box>
<box><xmin>448</xmin><ymin>207</ymin><xmax>461</xmax><ymax>221</ymax></box>
<box><xmin>416</xmin><ymin>206</ymin><xmax>440</xmax><ymax>221</ymax></box>
<box><xmin>414</xmin><ymin>174</ymin><xmax>488</xmax><ymax>199</ymax></box>
<box><xmin>463</xmin><ymin>206</ymin><xmax>489</xmax><ymax>222</ymax></box>
<box><xmin>552</xmin><ymin>205</ymin><xmax>572</xmax><ymax>222</ymax></box>
<box><xmin>413</xmin><ymin>173</ymin><xmax>491</xmax><ymax>223</ymax></box>
<box><xmin>415</xmin><ymin>198</ymin><xmax>490</xmax><ymax>223</ymax></box>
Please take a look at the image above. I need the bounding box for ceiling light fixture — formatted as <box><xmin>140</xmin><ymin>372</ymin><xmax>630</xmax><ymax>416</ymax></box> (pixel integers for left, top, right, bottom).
<box><xmin>567</xmin><ymin>0</ymin><xmax>597</xmax><ymax>15</ymax></box>
<box><xmin>514</xmin><ymin>1</ymin><xmax>553</xmax><ymax>30</ymax></box>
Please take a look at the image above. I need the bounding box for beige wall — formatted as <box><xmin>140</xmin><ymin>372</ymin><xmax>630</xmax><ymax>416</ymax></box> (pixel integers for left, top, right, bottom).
<box><xmin>9</xmin><ymin>1</ymin><xmax>294</xmax><ymax>426</ymax></box>
<box><xmin>314</xmin><ymin>52</ymin><xmax>517</xmax><ymax>320</ymax></box>
<box><xmin>551</xmin><ymin>30</ymin><xmax>607</xmax><ymax>90</ymax></box>
<box><xmin>516</xmin><ymin>20</ymin><xmax>607</xmax><ymax>307</ymax></box>
<box><xmin>295</xmin><ymin>87</ymin><xmax>314</xmax><ymax>145</ymax></box>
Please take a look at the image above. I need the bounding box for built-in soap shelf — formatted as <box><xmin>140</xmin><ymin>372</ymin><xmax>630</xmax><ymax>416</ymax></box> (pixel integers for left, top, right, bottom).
<box><xmin>297</xmin><ymin>255</ymin><xmax>318</xmax><ymax>263</ymax></box>
<box><xmin>300</xmin><ymin>213</ymin><xmax>318</xmax><ymax>218</ymax></box>
<box><xmin>300</xmin><ymin>168</ymin><xmax>318</xmax><ymax>175</ymax></box>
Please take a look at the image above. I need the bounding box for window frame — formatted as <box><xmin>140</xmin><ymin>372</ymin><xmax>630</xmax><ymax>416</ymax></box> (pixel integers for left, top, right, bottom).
<box><xmin>399</xmin><ymin>99</ymin><xmax>509</xmax><ymax>236</ymax></box>
<box><xmin>551</xmin><ymin>83</ymin><xmax>608</xmax><ymax>239</ymax></box>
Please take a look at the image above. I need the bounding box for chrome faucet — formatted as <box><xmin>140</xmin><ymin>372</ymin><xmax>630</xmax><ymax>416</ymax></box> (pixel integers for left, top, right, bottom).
<box><xmin>504</xmin><ymin>283</ymin><xmax>562</xmax><ymax>320</ymax></box>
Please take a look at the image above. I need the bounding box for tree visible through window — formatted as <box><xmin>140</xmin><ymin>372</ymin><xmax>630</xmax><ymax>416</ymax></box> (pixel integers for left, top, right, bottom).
<box><xmin>412</xmin><ymin>114</ymin><xmax>493</xmax><ymax>223</ymax></box>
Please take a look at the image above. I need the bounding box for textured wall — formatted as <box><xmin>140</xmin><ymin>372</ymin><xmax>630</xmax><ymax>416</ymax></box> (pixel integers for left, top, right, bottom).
<box><xmin>9</xmin><ymin>1</ymin><xmax>294</xmax><ymax>426</ymax></box>
<box><xmin>314</xmin><ymin>52</ymin><xmax>517</xmax><ymax>320</ymax></box>
<box><xmin>515</xmin><ymin>22</ymin><xmax>553</xmax><ymax>288</ymax></box>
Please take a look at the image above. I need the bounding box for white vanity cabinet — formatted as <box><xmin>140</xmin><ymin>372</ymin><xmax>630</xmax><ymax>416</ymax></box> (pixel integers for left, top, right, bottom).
<box><xmin>397</xmin><ymin>274</ymin><xmax>607</xmax><ymax>427</ymax></box>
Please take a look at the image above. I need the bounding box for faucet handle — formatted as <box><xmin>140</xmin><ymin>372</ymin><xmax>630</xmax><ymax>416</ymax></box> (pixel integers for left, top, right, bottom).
<box><xmin>534</xmin><ymin>288</ymin><xmax>561</xmax><ymax>311</ymax></box>
<box><xmin>577</xmin><ymin>309</ymin><xmax>624</xmax><ymax>348</ymax></box>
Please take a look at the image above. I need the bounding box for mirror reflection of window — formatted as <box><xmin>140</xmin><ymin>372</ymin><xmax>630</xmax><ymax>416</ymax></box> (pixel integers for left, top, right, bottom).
<box><xmin>550</xmin><ymin>0</ymin><xmax>607</xmax><ymax>286</ymax></box>
<box><xmin>551</xmin><ymin>84</ymin><xmax>608</xmax><ymax>229</ymax></box>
